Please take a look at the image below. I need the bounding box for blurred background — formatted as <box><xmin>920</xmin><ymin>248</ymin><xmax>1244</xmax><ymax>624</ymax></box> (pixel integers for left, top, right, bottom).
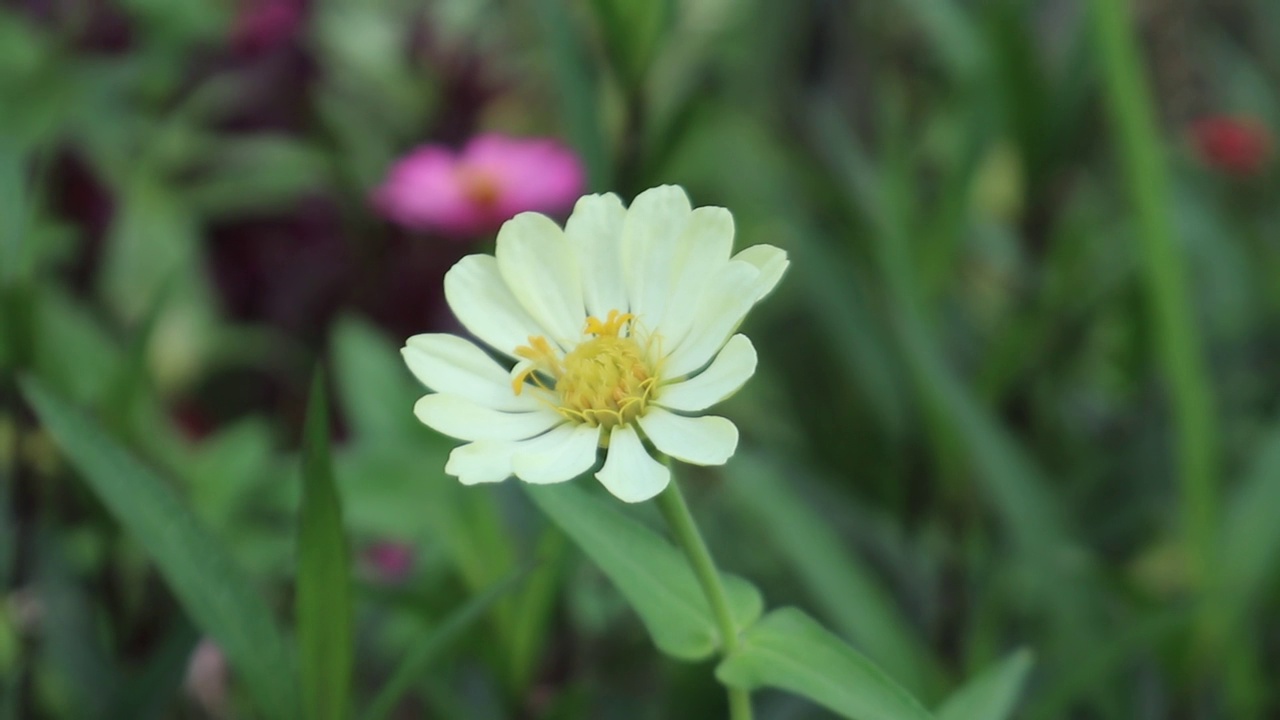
<box><xmin>2</xmin><ymin>0</ymin><xmax>1279</xmax><ymax>717</ymax></box>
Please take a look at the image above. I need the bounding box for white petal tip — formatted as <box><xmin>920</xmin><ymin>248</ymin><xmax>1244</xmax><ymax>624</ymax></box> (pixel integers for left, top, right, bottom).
<box><xmin>445</xmin><ymin>441</ymin><xmax>515</xmax><ymax>485</ymax></box>
<box><xmin>637</xmin><ymin>411</ymin><xmax>739</xmax><ymax>466</ymax></box>
<box><xmin>595</xmin><ymin>468</ymin><xmax>670</xmax><ymax>503</ymax></box>
<box><xmin>456</xmin><ymin>474</ymin><xmax>507</xmax><ymax>486</ymax></box>
<box><xmin>594</xmin><ymin>426</ymin><xmax>671</xmax><ymax>502</ymax></box>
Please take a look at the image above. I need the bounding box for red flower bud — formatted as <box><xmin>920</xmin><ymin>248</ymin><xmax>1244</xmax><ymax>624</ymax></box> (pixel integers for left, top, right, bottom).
<box><xmin>1188</xmin><ymin>115</ymin><xmax>1272</xmax><ymax>177</ymax></box>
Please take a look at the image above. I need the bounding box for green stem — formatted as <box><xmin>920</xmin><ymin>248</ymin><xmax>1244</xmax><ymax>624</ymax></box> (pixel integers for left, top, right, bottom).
<box><xmin>1090</xmin><ymin>0</ymin><xmax>1217</xmax><ymax>587</ymax></box>
<box><xmin>655</xmin><ymin>471</ymin><xmax>752</xmax><ymax>720</ymax></box>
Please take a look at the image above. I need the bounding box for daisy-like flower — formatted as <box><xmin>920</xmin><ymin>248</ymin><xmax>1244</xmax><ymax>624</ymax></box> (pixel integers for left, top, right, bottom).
<box><xmin>401</xmin><ymin>185</ymin><xmax>787</xmax><ymax>502</ymax></box>
<box><xmin>373</xmin><ymin>134</ymin><xmax>585</xmax><ymax>238</ymax></box>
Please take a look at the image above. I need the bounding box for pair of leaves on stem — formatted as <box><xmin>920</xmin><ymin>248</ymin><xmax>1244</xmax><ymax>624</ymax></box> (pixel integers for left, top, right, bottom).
<box><xmin>527</xmin><ymin>481</ymin><xmax>1032</xmax><ymax>720</ymax></box>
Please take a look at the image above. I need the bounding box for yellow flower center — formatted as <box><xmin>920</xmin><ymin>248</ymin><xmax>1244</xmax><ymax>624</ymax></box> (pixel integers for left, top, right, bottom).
<box><xmin>512</xmin><ymin>310</ymin><xmax>658</xmax><ymax>429</ymax></box>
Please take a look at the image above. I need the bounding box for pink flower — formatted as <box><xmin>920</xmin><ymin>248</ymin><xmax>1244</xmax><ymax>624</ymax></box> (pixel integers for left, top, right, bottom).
<box><xmin>373</xmin><ymin>134</ymin><xmax>585</xmax><ymax>238</ymax></box>
<box><xmin>362</xmin><ymin>541</ymin><xmax>415</xmax><ymax>582</ymax></box>
<box><xmin>1188</xmin><ymin>115</ymin><xmax>1272</xmax><ymax>177</ymax></box>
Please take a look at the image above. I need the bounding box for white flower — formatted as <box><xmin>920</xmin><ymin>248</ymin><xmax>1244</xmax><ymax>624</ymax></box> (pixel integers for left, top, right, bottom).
<box><xmin>401</xmin><ymin>185</ymin><xmax>788</xmax><ymax>503</ymax></box>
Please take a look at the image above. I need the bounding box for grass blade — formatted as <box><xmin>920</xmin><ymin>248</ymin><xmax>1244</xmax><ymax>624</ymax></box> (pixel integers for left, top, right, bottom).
<box><xmin>1089</xmin><ymin>0</ymin><xmax>1218</xmax><ymax>586</ymax></box>
<box><xmin>21</xmin><ymin>378</ymin><xmax>298</xmax><ymax>719</ymax></box>
<box><xmin>362</xmin><ymin>570</ymin><xmax>529</xmax><ymax>720</ymax></box>
<box><xmin>297</xmin><ymin>370</ymin><xmax>355</xmax><ymax>720</ymax></box>
<box><xmin>531</xmin><ymin>0</ymin><xmax>610</xmax><ymax>189</ymax></box>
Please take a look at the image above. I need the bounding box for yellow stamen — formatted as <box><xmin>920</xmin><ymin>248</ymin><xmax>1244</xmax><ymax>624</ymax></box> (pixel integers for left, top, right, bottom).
<box><xmin>512</xmin><ymin>336</ymin><xmax>561</xmax><ymax>395</ymax></box>
<box><xmin>584</xmin><ymin>310</ymin><xmax>634</xmax><ymax>337</ymax></box>
<box><xmin>509</xmin><ymin>311</ymin><xmax>659</xmax><ymax>429</ymax></box>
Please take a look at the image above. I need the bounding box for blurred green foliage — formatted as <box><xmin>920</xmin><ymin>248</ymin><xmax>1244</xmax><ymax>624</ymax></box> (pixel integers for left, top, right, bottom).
<box><xmin>4</xmin><ymin>0</ymin><xmax>1280</xmax><ymax>718</ymax></box>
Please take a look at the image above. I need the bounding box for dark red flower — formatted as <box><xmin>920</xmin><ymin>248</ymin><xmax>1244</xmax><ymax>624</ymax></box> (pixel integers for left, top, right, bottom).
<box><xmin>231</xmin><ymin>0</ymin><xmax>305</xmax><ymax>56</ymax></box>
<box><xmin>1189</xmin><ymin>115</ymin><xmax>1272</xmax><ymax>177</ymax></box>
<box><xmin>170</xmin><ymin>402</ymin><xmax>215</xmax><ymax>441</ymax></box>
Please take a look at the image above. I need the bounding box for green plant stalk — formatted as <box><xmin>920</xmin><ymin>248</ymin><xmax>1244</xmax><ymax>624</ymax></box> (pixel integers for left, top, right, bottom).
<box><xmin>1089</xmin><ymin>0</ymin><xmax>1218</xmax><ymax>588</ymax></box>
<box><xmin>507</xmin><ymin>527</ymin><xmax>567</xmax><ymax>691</ymax></box>
<box><xmin>655</xmin><ymin>469</ymin><xmax>752</xmax><ymax>720</ymax></box>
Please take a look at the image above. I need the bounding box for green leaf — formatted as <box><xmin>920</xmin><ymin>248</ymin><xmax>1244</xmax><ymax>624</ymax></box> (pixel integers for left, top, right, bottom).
<box><xmin>531</xmin><ymin>0</ymin><xmax>610</xmax><ymax>188</ymax></box>
<box><xmin>526</xmin><ymin>481</ymin><xmax>763</xmax><ymax>661</ymax></box>
<box><xmin>297</xmin><ymin>372</ymin><xmax>355</xmax><ymax>720</ymax></box>
<box><xmin>936</xmin><ymin>650</ymin><xmax>1033</xmax><ymax>720</ymax></box>
<box><xmin>889</xmin><ymin>0</ymin><xmax>984</xmax><ymax>79</ymax></box>
<box><xmin>589</xmin><ymin>0</ymin><xmax>672</xmax><ymax>89</ymax></box>
<box><xmin>101</xmin><ymin>277</ymin><xmax>174</xmax><ymax>431</ymax></box>
<box><xmin>21</xmin><ymin>379</ymin><xmax>298</xmax><ymax>719</ymax></box>
<box><xmin>725</xmin><ymin>454</ymin><xmax>944</xmax><ymax>697</ymax></box>
<box><xmin>0</xmin><ymin>138</ymin><xmax>30</xmax><ymax>284</ymax></box>
<box><xmin>312</xmin><ymin>0</ymin><xmax>432</xmax><ymax>155</ymax></box>
<box><xmin>99</xmin><ymin>179</ymin><xmax>205</xmax><ymax>324</ymax></box>
<box><xmin>330</xmin><ymin>316</ymin><xmax>424</xmax><ymax>445</ymax></box>
<box><xmin>717</xmin><ymin>608</ymin><xmax>934</xmax><ymax>720</ymax></box>
<box><xmin>30</xmin><ymin>284</ymin><xmax>121</xmax><ymax>403</ymax></box>
<box><xmin>185</xmin><ymin>418</ymin><xmax>278</xmax><ymax>529</ymax></box>
<box><xmin>335</xmin><ymin>445</ymin><xmax>451</xmax><ymax>540</ymax></box>
<box><xmin>362</xmin><ymin>570</ymin><xmax>529</xmax><ymax>720</ymax></box>
<box><xmin>183</xmin><ymin>135</ymin><xmax>331</xmax><ymax>218</ymax></box>
<box><xmin>97</xmin><ymin>178</ymin><xmax>219</xmax><ymax>395</ymax></box>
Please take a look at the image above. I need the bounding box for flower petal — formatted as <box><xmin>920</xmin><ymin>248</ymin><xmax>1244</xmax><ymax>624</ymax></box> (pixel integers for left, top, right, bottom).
<box><xmin>445</xmin><ymin>440</ymin><xmax>517</xmax><ymax>485</ymax></box>
<box><xmin>512</xmin><ymin>423</ymin><xmax>602</xmax><ymax>484</ymax></box>
<box><xmin>732</xmin><ymin>244</ymin><xmax>789</xmax><ymax>300</ymax></box>
<box><xmin>621</xmin><ymin>185</ymin><xmax>692</xmax><ymax>325</ymax></box>
<box><xmin>662</xmin><ymin>260</ymin><xmax>760</xmax><ymax>378</ymax></box>
<box><xmin>565</xmin><ymin>193</ymin><xmax>628</xmax><ymax>319</ymax></box>
<box><xmin>594</xmin><ymin>425</ymin><xmax>670</xmax><ymax>503</ymax></box>
<box><xmin>637</xmin><ymin>408</ymin><xmax>738</xmax><ymax>466</ymax></box>
<box><xmin>496</xmin><ymin>212</ymin><xmax>585</xmax><ymax>346</ymax></box>
<box><xmin>444</xmin><ymin>255</ymin><xmax>552</xmax><ymax>357</ymax></box>
<box><xmin>372</xmin><ymin>147</ymin><xmax>479</xmax><ymax>235</ymax></box>
<box><xmin>414</xmin><ymin>394</ymin><xmax>562</xmax><ymax>441</ymax></box>
<box><xmin>403</xmin><ymin>334</ymin><xmax>539</xmax><ymax>412</ymax></box>
<box><xmin>465</xmin><ymin>134</ymin><xmax>585</xmax><ymax>218</ymax></box>
<box><xmin>652</xmin><ymin>205</ymin><xmax>735</xmax><ymax>348</ymax></box>
<box><xmin>656</xmin><ymin>334</ymin><xmax>757</xmax><ymax>412</ymax></box>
